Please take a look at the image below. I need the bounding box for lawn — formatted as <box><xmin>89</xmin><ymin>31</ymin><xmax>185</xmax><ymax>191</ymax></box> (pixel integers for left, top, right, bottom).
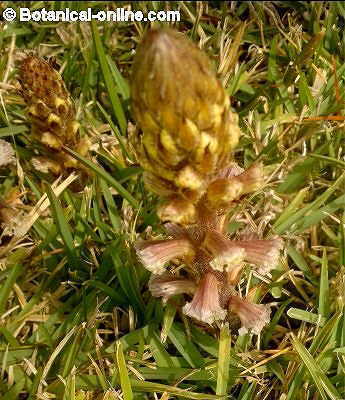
<box><xmin>0</xmin><ymin>1</ymin><xmax>344</xmax><ymax>399</ymax></box>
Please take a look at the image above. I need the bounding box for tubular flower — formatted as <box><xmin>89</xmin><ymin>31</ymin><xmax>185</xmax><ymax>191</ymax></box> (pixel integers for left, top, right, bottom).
<box><xmin>183</xmin><ymin>272</ymin><xmax>227</xmax><ymax>324</ymax></box>
<box><xmin>203</xmin><ymin>230</ymin><xmax>245</xmax><ymax>272</ymax></box>
<box><xmin>235</xmin><ymin>237</ymin><xmax>283</xmax><ymax>274</ymax></box>
<box><xmin>148</xmin><ymin>273</ymin><xmax>196</xmax><ymax>303</ymax></box>
<box><xmin>134</xmin><ymin>239</ymin><xmax>195</xmax><ymax>274</ymax></box>
<box><xmin>206</xmin><ymin>163</ymin><xmax>264</xmax><ymax>210</ymax></box>
<box><xmin>0</xmin><ymin>139</ymin><xmax>16</xmax><ymax>168</ymax></box>
<box><xmin>229</xmin><ymin>295</ymin><xmax>271</xmax><ymax>335</ymax></box>
<box><xmin>130</xmin><ymin>28</ymin><xmax>241</xmax><ymax>224</ymax></box>
<box><xmin>19</xmin><ymin>54</ymin><xmax>90</xmax><ymax>174</ymax></box>
<box><xmin>134</xmin><ymin>205</ymin><xmax>283</xmax><ymax>329</ymax></box>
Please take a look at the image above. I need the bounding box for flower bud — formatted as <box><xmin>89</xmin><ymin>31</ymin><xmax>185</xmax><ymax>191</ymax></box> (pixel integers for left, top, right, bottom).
<box><xmin>206</xmin><ymin>163</ymin><xmax>264</xmax><ymax>209</ymax></box>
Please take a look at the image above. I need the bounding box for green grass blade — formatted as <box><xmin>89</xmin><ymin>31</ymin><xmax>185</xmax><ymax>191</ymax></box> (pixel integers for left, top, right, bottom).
<box><xmin>272</xmin><ymin>188</ymin><xmax>308</xmax><ymax>229</ymax></box>
<box><xmin>295</xmin><ymin>194</ymin><xmax>345</xmax><ymax>233</ymax></box>
<box><xmin>309</xmin><ymin>153</ymin><xmax>345</xmax><ymax>167</ymax></box>
<box><xmin>46</xmin><ymin>185</ymin><xmax>77</xmax><ymax>269</ymax></box>
<box><xmin>0</xmin><ymin>125</ymin><xmax>28</xmax><ymax>137</ymax></box>
<box><xmin>116</xmin><ymin>341</ymin><xmax>133</xmax><ymax>400</ymax></box>
<box><xmin>286</xmin><ymin>245</ymin><xmax>318</xmax><ymax>285</ymax></box>
<box><xmin>274</xmin><ymin>172</ymin><xmax>345</xmax><ymax>234</ymax></box>
<box><xmin>291</xmin><ymin>334</ymin><xmax>341</xmax><ymax>400</ymax></box>
<box><xmin>287</xmin><ymin>308</ymin><xmax>326</xmax><ymax>326</ymax></box>
<box><xmin>191</xmin><ymin>326</ymin><xmax>218</xmax><ymax>357</ymax></box>
<box><xmin>216</xmin><ymin>323</ymin><xmax>231</xmax><ymax>396</ymax></box>
<box><xmin>340</xmin><ymin>212</ymin><xmax>345</xmax><ymax>266</ymax></box>
<box><xmin>91</xmin><ymin>20</ymin><xmax>127</xmax><ymax>134</ymax></box>
<box><xmin>319</xmin><ymin>249</ymin><xmax>330</xmax><ymax>318</ymax></box>
<box><xmin>62</xmin><ymin>147</ymin><xmax>139</xmax><ymax>209</ymax></box>
<box><xmin>96</xmin><ymin>101</ymin><xmax>131</xmax><ymax>160</ymax></box>
<box><xmin>86</xmin><ymin>280</ymin><xmax>126</xmax><ymax>305</ymax></box>
<box><xmin>106</xmin><ymin>55</ymin><xmax>130</xmax><ymax>102</ymax></box>
<box><xmin>161</xmin><ymin>303</ymin><xmax>177</xmax><ymax>343</ymax></box>
<box><xmin>99</xmin><ymin>177</ymin><xmax>121</xmax><ymax>232</ymax></box>
<box><xmin>168</xmin><ymin>324</ymin><xmax>204</xmax><ymax>368</ymax></box>
<box><xmin>0</xmin><ymin>249</ymin><xmax>25</xmax><ymax>315</ymax></box>
<box><xmin>148</xmin><ymin>328</ymin><xmax>177</xmax><ymax>368</ymax></box>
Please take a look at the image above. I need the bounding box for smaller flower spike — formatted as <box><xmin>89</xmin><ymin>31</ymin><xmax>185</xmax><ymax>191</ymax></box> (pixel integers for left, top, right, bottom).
<box><xmin>135</xmin><ymin>239</ymin><xmax>195</xmax><ymax>274</ymax></box>
<box><xmin>19</xmin><ymin>55</ymin><xmax>79</xmax><ymax>150</ymax></box>
<box><xmin>149</xmin><ymin>273</ymin><xmax>196</xmax><ymax>303</ymax></box>
<box><xmin>19</xmin><ymin>54</ymin><xmax>91</xmax><ymax>175</ymax></box>
<box><xmin>229</xmin><ymin>295</ymin><xmax>271</xmax><ymax>335</ymax></box>
<box><xmin>183</xmin><ymin>272</ymin><xmax>226</xmax><ymax>324</ymax></box>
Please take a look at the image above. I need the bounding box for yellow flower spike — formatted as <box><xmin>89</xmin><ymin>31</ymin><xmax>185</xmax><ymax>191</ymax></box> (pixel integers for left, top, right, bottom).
<box><xmin>130</xmin><ymin>28</ymin><xmax>242</xmax><ymax>222</ymax></box>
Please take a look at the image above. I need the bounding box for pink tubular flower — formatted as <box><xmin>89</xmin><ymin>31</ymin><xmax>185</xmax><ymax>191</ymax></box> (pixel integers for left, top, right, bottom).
<box><xmin>203</xmin><ymin>230</ymin><xmax>245</xmax><ymax>272</ymax></box>
<box><xmin>209</xmin><ymin>246</ymin><xmax>244</xmax><ymax>272</ymax></box>
<box><xmin>148</xmin><ymin>273</ymin><xmax>196</xmax><ymax>303</ymax></box>
<box><xmin>229</xmin><ymin>295</ymin><xmax>271</xmax><ymax>335</ymax></box>
<box><xmin>183</xmin><ymin>272</ymin><xmax>226</xmax><ymax>324</ymax></box>
<box><xmin>236</xmin><ymin>162</ymin><xmax>264</xmax><ymax>193</ymax></box>
<box><xmin>217</xmin><ymin>162</ymin><xmax>244</xmax><ymax>179</ymax></box>
<box><xmin>234</xmin><ymin>237</ymin><xmax>283</xmax><ymax>274</ymax></box>
<box><xmin>135</xmin><ymin>238</ymin><xmax>195</xmax><ymax>274</ymax></box>
<box><xmin>206</xmin><ymin>163</ymin><xmax>264</xmax><ymax>209</ymax></box>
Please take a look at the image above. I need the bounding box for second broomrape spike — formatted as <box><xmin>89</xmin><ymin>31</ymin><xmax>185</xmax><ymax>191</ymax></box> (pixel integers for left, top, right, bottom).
<box><xmin>130</xmin><ymin>28</ymin><xmax>242</xmax><ymax>224</ymax></box>
<box><xmin>19</xmin><ymin>55</ymin><xmax>79</xmax><ymax>150</ymax></box>
<box><xmin>19</xmin><ymin>54</ymin><xmax>90</xmax><ymax>175</ymax></box>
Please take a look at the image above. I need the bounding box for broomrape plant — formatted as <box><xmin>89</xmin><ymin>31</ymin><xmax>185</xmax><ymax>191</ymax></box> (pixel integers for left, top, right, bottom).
<box><xmin>131</xmin><ymin>28</ymin><xmax>283</xmax><ymax>333</ymax></box>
